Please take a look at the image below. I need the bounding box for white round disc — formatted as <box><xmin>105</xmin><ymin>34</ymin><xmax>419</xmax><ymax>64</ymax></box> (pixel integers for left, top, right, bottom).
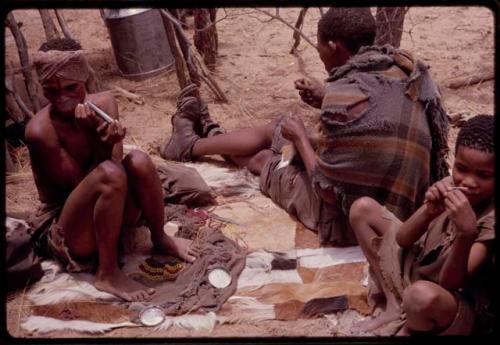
<box><xmin>208</xmin><ymin>268</ymin><xmax>232</xmax><ymax>289</ymax></box>
<box><xmin>139</xmin><ymin>306</ymin><xmax>165</xmax><ymax>326</ymax></box>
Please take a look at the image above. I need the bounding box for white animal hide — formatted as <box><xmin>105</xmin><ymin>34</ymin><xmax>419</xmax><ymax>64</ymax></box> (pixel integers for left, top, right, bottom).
<box><xmin>237</xmin><ymin>250</ymin><xmax>302</xmax><ymax>290</ymax></box>
<box><xmin>5</xmin><ymin>216</ymin><xmax>30</xmax><ymax>234</ymax></box>
<box><xmin>218</xmin><ymin>296</ymin><xmax>275</xmax><ymax>324</ymax></box>
<box><xmin>155</xmin><ymin>312</ymin><xmax>217</xmax><ymax>333</ymax></box>
<box><xmin>27</xmin><ymin>271</ymin><xmax>117</xmax><ymax>305</ymax></box>
<box><xmin>185</xmin><ymin>162</ymin><xmax>260</xmax><ymax>197</ymax></box>
<box><xmin>297</xmin><ymin>246</ymin><xmax>366</xmax><ymax>268</ymax></box>
<box><xmin>21</xmin><ymin>316</ymin><xmax>138</xmax><ymax>334</ymax></box>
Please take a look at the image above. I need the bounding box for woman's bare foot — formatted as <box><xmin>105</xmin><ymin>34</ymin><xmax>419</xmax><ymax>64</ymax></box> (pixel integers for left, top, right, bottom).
<box><xmin>94</xmin><ymin>269</ymin><xmax>155</xmax><ymax>302</ymax></box>
<box><xmin>153</xmin><ymin>233</ymin><xmax>200</xmax><ymax>262</ymax></box>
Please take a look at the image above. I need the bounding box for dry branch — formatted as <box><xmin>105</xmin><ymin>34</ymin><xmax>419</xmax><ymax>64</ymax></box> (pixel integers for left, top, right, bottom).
<box><xmin>253</xmin><ymin>8</ymin><xmax>317</xmax><ymax>50</ymax></box>
<box><xmin>39</xmin><ymin>9</ymin><xmax>60</xmax><ymax>41</ymax></box>
<box><xmin>445</xmin><ymin>71</ymin><xmax>494</xmax><ymax>89</ymax></box>
<box><xmin>290</xmin><ymin>8</ymin><xmax>308</xmax><ymax>54</ymax></box>
<box><xmin>6</xmin><ymin>13</ymin><xmax>41</xmax><ymax>112</ymax></box>
<box><xmin>55</xmin><ymin>10</ymin><xmax>74</xmax><ymax>40</ymax></box>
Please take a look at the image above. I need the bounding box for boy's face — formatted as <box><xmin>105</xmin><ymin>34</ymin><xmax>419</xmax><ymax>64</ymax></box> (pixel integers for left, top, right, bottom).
<box><xmin>452</xmin><ymin>146</ymin><xmax>494</xmax><ymax>206</ymax></box>
<box><xmin>43</xmin><ymin>76</ymin><xmax>86</xmax><ymax>117</ymax></box>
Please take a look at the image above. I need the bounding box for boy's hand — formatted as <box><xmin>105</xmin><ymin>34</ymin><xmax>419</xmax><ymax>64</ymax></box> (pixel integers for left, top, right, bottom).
<box><xmin>294</xmin><ymin>78</ymin><xmax>325</xmax><ymax>109</ymax></box>
<box><xmin>424</xmin><ymin>176</ymin><xmax>453</xmax><ymax>216</ymax></box>
<box><xmin>96</xmin><ymin>120</ymin><xmax>126</xmax><ymax>146</ymax></box>
<box><xmin>281</xmin><ymin>117</ymin><xmax>307</xmax><ymax>143</ymax></box>
<box><xmin>445</xmin><ymin>189</ymin><xmax>478</xmax><ymax>239</ymax></box>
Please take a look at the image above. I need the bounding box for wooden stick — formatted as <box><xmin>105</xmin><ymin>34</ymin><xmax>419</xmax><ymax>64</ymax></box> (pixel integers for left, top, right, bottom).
<box><xmin>39</xmin><ymin>9</ymin><xmax>60</xmax><ymax>41</ymax></box>
<box><xmin>160</xmin><ymin>9</ymin><xmax>191</xmax><ymax>88</ymax></box>
<box><xmin>54</xmin><ymin>10</ymin><xmax>74</xmax><ymax>40</ymax></box>
<box><xmin>6</xmin><ymin>13</ymin><xmax>41</xmax><ymax>112</ymax></box>
<box><xmin>445</xmin><ymin>71</ymin><xmax>494</xmax><ymax>89</ymax></box>
<box><xmin>160</xmin><ymin>9</ymin><xmax>228</xmax><ymax>102</ymax></box>
<box><xmin>290</xmin><ymin>8</ymin><xmax>308</xmax><ymax>54</ymax></box>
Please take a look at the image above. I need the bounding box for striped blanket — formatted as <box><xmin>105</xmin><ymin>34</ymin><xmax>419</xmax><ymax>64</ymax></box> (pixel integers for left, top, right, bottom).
<box><xmin>313</xmin><ymin>45</ymin><xmax>449</xmax><ymax>221</ymax></box>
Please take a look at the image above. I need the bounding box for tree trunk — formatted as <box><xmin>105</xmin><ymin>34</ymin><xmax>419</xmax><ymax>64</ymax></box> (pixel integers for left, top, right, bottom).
<box><xmin>39</xmin><ymin>9</ymin><xmax>60</xmax><ymax>41</ymax></box>
<box><xmin>374</xmin><ymin>7</ymin><xmax>407</xmax><ymax>48</ymax></box>
<box><xmin>6</xmin><ymin>13</ymin><xmax>41</xmax><ymax>112</ymax></box>
<box><xmin>161</xmin><ymin>11</ymin><xmax>191</xmax><ymax>88</ymax></box>
<box><xmin>55</xmin><ymin>10</ymin><xmax>74</xmax><ymax>40</ymax></box>
<box><xmin>194</xmin><ymin>9</ymin><xmax>218</xmax><ymax>70</ymax></box>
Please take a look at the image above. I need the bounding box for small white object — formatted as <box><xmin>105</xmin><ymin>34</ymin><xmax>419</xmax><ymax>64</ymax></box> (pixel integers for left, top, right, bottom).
<box><xmin>139</xmin><ymin>306</ymin><xmax>165</xmax><ymax>327</ymax></box>
<box><xmin>208</xmin><ymin>268</ymin><xmax>232</xmax><ymax>289</ymax></box>
<box><xmin>276</xmin><ymin>144</ymin><xmax>295</xmax><ymax>170</ymax></box>
<box><xmin>163</xmin><ymin>222</ymin><xmax>180</xmax><ymax>236</ymax></box>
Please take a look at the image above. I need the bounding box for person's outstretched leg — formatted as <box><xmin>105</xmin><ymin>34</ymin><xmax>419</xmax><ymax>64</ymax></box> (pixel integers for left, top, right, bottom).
<box><xmin>349</xmin><ymin>197</ymin><xmax>403</xmax><ymax>333</ymax></box>
<box><xmin>192</xmin><ymin>119</ymin><xmax>278</xmax><ymax>160</ymax></box>
<box><xmin>58</xmin><ymin>160</ymin><xmax>155</xmax><ymax>302</ymax></box>
<box><xmin>122</xmin><ymin>150</ymin><xmax>199</xmax><ymax>262</ymax></box>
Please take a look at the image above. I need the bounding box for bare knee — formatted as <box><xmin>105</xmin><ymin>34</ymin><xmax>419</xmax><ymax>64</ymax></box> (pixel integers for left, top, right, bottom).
<box><xmin>349</xmin><ymin>197</ymin><xmax>381</xmax><ymax>225</ymax></box>
<box><xmin>96</xmin><ymin>160</ymin><xmax>127</xmax><ymax>193</ymax></box>
<box><xmin>247</xmin><ymin>149</ymin><xmax>275</xmax><ymax>175</ymax></box>
<box><xmin>122</xmin><ymin>150</ymin><xmax>155</xmax><ymax>177</ymax></box>
<box><xmin>403</xmin><ymin>281</ymin><xmax>440</xmax><ymax>315</ymax></box>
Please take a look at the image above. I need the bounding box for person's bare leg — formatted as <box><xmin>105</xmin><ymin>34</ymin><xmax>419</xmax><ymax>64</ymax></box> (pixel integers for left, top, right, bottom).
<box><xmin>229</xmin><ymin>149</ymin><xmax>276</xmax><ymax>175</ymax></box>
<box><xmin>191</xmin><ymin>119</ymin><xmax>279</xmax><ymax>161</ymax></box>
<box><xmin>349</xmin><ymin>197</ymin><xmax>403</xmax><ymax>333</ymax></box>
<box><xmin>122</xmin><ymin>150</ymin><xmax>199</xmax><ymax>262</ymax></box>
<box><xmin>400</xmin><ymin>280</ymin><xmax>458</xmax><ymax>335</ymax></box>
<box><xmin>58</xmin><ymin>160</ymin><xmax>154</xmax><ymax>302</ymax></box>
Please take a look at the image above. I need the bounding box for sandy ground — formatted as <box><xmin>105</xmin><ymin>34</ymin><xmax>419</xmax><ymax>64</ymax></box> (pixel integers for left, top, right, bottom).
<box><xmin>4</xmin><ymin>6</ymin><xmax>494</xmax><ymax>339</ymax></box>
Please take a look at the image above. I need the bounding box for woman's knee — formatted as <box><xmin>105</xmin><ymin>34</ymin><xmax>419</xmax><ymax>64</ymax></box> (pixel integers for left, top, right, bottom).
<box><xmin>349</xmin><ymin>197</ymin><xmax>380</xmax><ymax>224</ymax></box>
<box><xmin>122</xmin><ymin>150</ymin><xmax>155</xmax><ymax>177</ymax></box>
<box><xmin>96</xmin><ymin>160</ymin><xmax>127</xmax><ymax>192</ymax></box>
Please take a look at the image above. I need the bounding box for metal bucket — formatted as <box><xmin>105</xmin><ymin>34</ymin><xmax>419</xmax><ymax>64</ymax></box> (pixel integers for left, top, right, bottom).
<box><xmin>104</xmin><ymin>9</ymin><xmax>174</xmax><ymax>80</ymax></box>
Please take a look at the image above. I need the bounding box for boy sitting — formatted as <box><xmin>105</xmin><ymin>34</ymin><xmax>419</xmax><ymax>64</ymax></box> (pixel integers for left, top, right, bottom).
<box><xmin>349</xmin><ymin>115</ymin><xmax>495</xmax><ymax>335</ymax></box>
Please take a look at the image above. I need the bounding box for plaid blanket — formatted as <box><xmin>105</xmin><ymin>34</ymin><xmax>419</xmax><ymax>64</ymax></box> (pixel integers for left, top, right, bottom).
<box><xmin>313</xmin><ymin>45</ymin><xmax>449</xmax><ymax>221</ymax></box>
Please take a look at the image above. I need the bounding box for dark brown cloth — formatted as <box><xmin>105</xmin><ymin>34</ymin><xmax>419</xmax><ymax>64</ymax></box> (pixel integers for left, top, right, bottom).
<box><xmin>157</xmin><ymin>163</ymin><xmax>216</xmax><ymax>206</ymax></box>
<box><xmin>146</xmin><ymin>228</ymin><xmax>247</xmax><ymax>315</ymax></box>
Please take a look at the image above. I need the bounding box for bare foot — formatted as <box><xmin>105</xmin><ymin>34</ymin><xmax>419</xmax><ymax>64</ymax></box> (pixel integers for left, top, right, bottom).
<box><xmin>352</xmin><ymin>308</ymin><xmax>402</xmax><ymax>334</ymax></box>
<box><xmin>94</xmin><ymin>269</ymin><xmax>155</xmax><ymax>302</ymax></box>
<box><xmin>153</xmin><ymin>233</ymin><xmax>200</xmax><ymax>263</ymax></box>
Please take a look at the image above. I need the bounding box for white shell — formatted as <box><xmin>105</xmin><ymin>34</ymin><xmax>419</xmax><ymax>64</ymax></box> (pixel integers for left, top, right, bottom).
<box><xmin>208</xmin><ymin>268</ymin><xmax>232</xmax><ymax>289</ymax></box>
<box><xmin>139</xmin><ymin>306</ymin><xmax>165</xmax><ymax>326</ymax></box>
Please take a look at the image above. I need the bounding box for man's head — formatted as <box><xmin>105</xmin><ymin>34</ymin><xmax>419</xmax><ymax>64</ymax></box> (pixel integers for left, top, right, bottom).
<box><xmin>453</xmin><ymin>115</ymin><xmax>494</xmax><ymax>206</ymax></box>
<box><xmin>34</xmin><ymin>38</ymin><xmax>88</xmax><ymax>116</ymax></box>
<box><xmin>317</xmin><ymin>8</ymin><xmax>376</xmax><ymax>72</ymax></box>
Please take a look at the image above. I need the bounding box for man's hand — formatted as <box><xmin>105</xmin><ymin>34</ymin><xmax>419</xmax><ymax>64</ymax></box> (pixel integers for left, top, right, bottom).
<box><xmin>75</xmin><ymin>103</ymin><xmax>101</xmax><ymax>129</ymax></box>
<box><xmin>424</xmin><ymin>176</ymin><xmax>453</xmax><ymax>217</ymax></box>
<box><xmin>445</xmin><ymin>189</ymin><xmax>478</xmax><ymax>239</ymax></box>
<box><xmin>281</xmin><ymin>117</ymin><xmax>307</xmax><ymax>144</ymax></box>
<box><xmin>96</xmin><ymin>120</ymin><xmax>126</xmax><ymax>147</ymax></box>
<box><xmin>294</xmin><ymin>78</ymin><xmax>325</xmax><ymax>109</ymax></box>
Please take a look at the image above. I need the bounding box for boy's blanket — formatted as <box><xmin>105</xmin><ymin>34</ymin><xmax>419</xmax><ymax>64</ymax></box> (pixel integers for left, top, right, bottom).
<box><xmin>13</xmin><ymin>160</ymin><xmax>370</xmax><ymax>335</ymax></box>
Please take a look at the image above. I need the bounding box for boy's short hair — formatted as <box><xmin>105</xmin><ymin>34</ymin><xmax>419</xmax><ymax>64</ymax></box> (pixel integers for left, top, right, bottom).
<box><xmin>456</xmin><ymin>114</ymin><xmax>494</xmax><ymax>154</ymax></box>
<box><xmin>317</xmin><ymin>8</ymin><xmax>376</xmax><ymax>55</ymax></box>
<box><xmin>39</xmin><ymin>38</ymin><xmax>82</xmax><ymax>52</ymax></box>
